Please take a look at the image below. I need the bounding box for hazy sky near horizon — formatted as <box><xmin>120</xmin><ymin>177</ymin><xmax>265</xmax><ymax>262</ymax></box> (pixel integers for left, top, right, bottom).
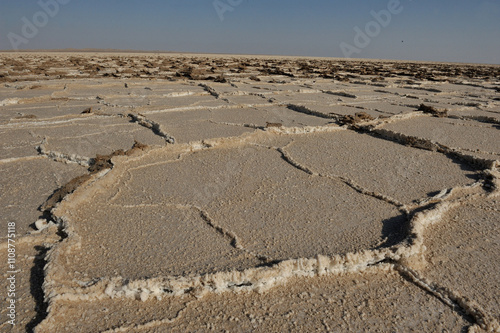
<box><xmin>1</xmin><ymin>0</ymin><xmax>499</xmax><ymax>64</ymax></box>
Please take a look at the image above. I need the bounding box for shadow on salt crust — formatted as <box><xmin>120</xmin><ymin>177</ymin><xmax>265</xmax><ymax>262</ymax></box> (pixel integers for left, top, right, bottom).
<box><xmin>381</xmin><ymin>116</ymin><xmax>500</xmax><ymax>156</ymax></box>
<box><xmin>285</xmin><ymin>131</ymin><xmax>479</xmax><ymax>204</ymax></box>
<box><xmin>412</xmin><ymin>196</ymin><xmax>500</xmax><ymax>322</ymax></box>
<box><xmin>146</xmin><ymin>109</ymin><xmax>256</xmax><ymax>144</ymax></box>
<box><xmin>35</xmin><ymin>268</ymin><xmax>468</xmax><ymax>333</ymax></box>
<box><xmin>0</xmin><ymin>234</ymin><xmax>58</xmax><ymax>332</ymax></box>
<box><xmin>32</xmin><ymin>117</ymin><xmax>165</xmax><ymax>160</ymax></box>
<box><xmin>0</xmin><ymin>159</ymin><xmax>86</xmax><ymax>237</ymax></box>
<box><xmin>51</xmin><ymin>137</ymin><xmax>406</xmax><ymax>283</ymax></box>
<box><xmin>54</xmin><ymin>205</ymin><xmax>261</xmax><ymax>282</ymax></box>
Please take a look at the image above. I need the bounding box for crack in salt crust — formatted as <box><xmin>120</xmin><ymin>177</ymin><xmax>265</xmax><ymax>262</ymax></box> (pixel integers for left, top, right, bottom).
<box><xmin>2</xmin><ymin>53</ymin><xmax>498</xmax><ymax>332</ymax></box>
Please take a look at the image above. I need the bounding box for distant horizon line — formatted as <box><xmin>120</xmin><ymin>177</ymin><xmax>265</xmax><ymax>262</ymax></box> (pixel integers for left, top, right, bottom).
<box><xmin>0</xmin><ymin>48</ymin><xmax>498</xmax><ymax>66</ymax></box>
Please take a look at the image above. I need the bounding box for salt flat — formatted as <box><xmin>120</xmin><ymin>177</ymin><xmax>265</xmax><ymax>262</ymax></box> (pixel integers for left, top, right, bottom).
<box><xmin>0</xmin><ymin>52</ymin><xmax>499</xmax><ymax>333</ymax></box>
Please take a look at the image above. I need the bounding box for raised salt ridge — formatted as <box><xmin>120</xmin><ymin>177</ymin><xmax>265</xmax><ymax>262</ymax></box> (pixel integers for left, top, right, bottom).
<box><xmin>0</xmin><ymin>53</ymin><xmax>498</xmax><ymax>332</ymax></box>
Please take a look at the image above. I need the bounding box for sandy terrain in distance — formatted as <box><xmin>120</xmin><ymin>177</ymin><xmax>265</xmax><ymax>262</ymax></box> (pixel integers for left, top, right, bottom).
<box><xmin>0</xmin><ymin>52</ymin><xmax>499</xmax><ymax>332</ymax></box>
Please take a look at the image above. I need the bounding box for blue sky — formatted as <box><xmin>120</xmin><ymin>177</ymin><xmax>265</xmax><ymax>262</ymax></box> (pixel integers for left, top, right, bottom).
<box><xmin>1</xmin><ymin>0</ymin><xmax>499</xmax><ymax>64</ymax></box>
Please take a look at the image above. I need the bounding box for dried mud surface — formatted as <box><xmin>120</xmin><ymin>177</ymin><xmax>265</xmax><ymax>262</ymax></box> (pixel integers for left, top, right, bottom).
<box><xmin>0</xmin><ymin>53</ymin><xmax>499</xmax><ymax>333</ymax></box>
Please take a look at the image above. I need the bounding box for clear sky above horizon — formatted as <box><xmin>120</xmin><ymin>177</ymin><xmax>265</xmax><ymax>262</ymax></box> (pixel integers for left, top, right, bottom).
<box><xmin>1</xmin><ymin>0</ymin><xmax>499</xmax><ymax>64</ymax></box>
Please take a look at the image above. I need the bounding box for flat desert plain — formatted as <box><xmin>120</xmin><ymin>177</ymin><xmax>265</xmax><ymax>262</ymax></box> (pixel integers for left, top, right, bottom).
<box><xmin>0</xmin><ymin>53</ymin><xmax>499</xmax><ymax>332</ymax></box>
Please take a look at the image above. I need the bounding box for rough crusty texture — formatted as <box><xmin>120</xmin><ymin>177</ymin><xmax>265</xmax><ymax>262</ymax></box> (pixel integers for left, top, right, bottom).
<box><xmin>0</xmin><ymin>52</ymin><xmax>499</xmax><ymax>333</ymax></box>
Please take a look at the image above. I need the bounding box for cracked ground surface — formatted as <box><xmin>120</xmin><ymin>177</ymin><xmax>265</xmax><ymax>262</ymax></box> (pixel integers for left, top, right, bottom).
<box><xmin>0</xmin><ymin>53</ymin><xmax>499</xmax><ymax>332</ymax></box>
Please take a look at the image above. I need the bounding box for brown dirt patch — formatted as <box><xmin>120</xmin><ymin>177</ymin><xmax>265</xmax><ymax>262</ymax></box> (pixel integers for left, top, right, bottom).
<box><xmin>418</xmin><ymin>104</ymin><xmax>448</xmax><ymax>118</ymax></box>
